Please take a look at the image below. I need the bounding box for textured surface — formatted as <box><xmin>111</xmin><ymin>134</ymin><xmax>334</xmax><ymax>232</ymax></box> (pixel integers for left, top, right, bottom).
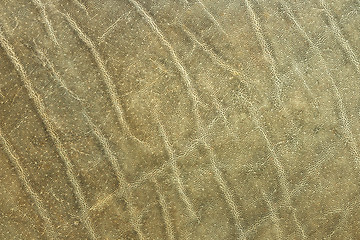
<box><xmin>1</xmin><ymin>0</ymin><xmax>360</xmax><ymax>239</ymax></box>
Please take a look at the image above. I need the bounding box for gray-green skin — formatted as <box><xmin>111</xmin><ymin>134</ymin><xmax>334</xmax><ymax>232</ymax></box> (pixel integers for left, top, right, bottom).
<box><xmin>0</xmin><ymin>0</ymin><xmax>360</xmax><ymax>239</ymax></box>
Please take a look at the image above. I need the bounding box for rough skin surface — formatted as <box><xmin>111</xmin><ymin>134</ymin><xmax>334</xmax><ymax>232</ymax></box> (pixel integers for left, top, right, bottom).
<box><xmin>0</xmin><ymin>0</ymin><xmax>360</xmax><ymax>239</ymax></box>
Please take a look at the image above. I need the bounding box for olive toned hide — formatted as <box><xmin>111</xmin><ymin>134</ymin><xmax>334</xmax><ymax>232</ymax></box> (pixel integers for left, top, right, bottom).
<box><xmin>0</xmin><ymin>0</ymin><xmax>360</xmax><ymax>239</ymax></box>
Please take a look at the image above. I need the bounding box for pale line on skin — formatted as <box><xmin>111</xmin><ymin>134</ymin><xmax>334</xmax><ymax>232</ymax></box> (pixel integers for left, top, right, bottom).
<box><xmin>90</xmin><ymin>108</ymin><xmax>324</xmax><ymax>239</ymax></box>
<box><xmin>0</xmin><ymin>27</ymin><xmax>97</xmax><ymax>240</ymax></box>
<box><xmin>289</xmin><ymin>146</ymin><xmax>334</xmax><ymax>198</ymax></box>
<box><xmin>82</xmin><ymin>110</ymin><xmax>146</xmax><ymax>240</ymax></box>
<box><xmin>245</xmin><ymin>1</ymin><xmax>358</xmax><ymax>237</ymax></box>
<box><xmin>0</xmin><ymin>127</ymin><xmax>57</xmax><ymax>239</ymax></box>
<box><xmin>196</xmin><ymin>0</ymin><xmax>227</xmax><ymax>36</ymax></box>
<box><xmin>62</xmin><ymin>12</ymin><xmax>146</xmax><ymax>146</ymax></box>
<box><xmin>30</xmin><ymin>0</ymin><xmax>59</xmax><ymax>46</ymax></box>
<box><xmin>326</xmin><ymin>201</ymin><xmax>355</xmax><ymax>239</ymax></box>
<box><xmin>89</xmin><ymin>188</ymin><xmax>118</xmax><ymax>212</ymax></box>
<box><xmin>152</xmin><ymin>177</ymin><xmax>175</xmax><ymax>240</ymax></box>
<box><xmin>319</xmin><ymin>0</ymin><xmax>360</xmax><ymax>74</ymax></box>
<box><xmin>242</xmin><ymin>1</ymin><xmax>302</xmax><ymax>158</ymax></box>
<box><xmin>126</xmin><ymin>0</ymin><xmax>203</xmax><ymax>130</ymax></box>
<box><xmin>261</xmin><ymin>190</ymin><xmax>283</xmax><ymax>240</ymax></box>
<box><xmin>244</xmin><ymin>0</ymin><xmax>282</xmax><ymax>106</ymax></box>
<box><xmin>30</xmin><ymin>40</ymin><xmax>83</xmax><ymax>101</ymax></box>
<box><xmin>292</xmin><ymin>61</ymin><xmax>320</xmax><ymax>111</ymax></box>
<box><xmin>207</xmin><ymin>88</ymin><xmax>239</xmax><ymax>140</ymax></box>
<box><xmin>127</xmin><ymin>1</ymin><xmax>247</xmax><ymax>238</ymax></box>
<box><xmin>180</xmin><ymin>26</ymin><xmax>248</xmax><ymax>140</ymax></box>
<box><xmin>151</xmin><ymin>50</ymin><xmax>239</xmax><ymax>146</ymax></box>
<box><xmin>244</xmin><ymin>214</ymin><xmax>272</xmax><ymax>238</ymax></box>
<box><xmin>237</xmin><ymin>93</ymin><xmax>290</xmax><ymax>204</ymax></box>
<box><xmin>72</xmin><ymin>0</ymin><xmax>89</xmax><ymax>15</ymax></box>
<box><xmin>203</xmin><ymin>141</ymin><xmax>247</xmax><ymax>240</ymax></box>
<box><xmin>155</xmin><ymin>112</ymin><xmax>198</xmax><ymax>221</ymax></box>
<box><xmin>281</xmin><ymin>0</ymin><xmax>360</xmax><ymax>165</ymax></box>
<box><xmin>26</xmin><ymin>25</ymin><xmax>144</xmax><ymax>239</ymax></box>
<box><xmin>244</xmin><ymin>204</ymin><xmax>305</xmax><ymax>239</ymax></box>
<box><xmin>236</xmin><ymin>92</ymin><xmax>306</xmax><ymax>238</ymax></box>
<box><xmin>98</xmin><ymin>11</ymin><xmax>132</xmax><ymax>43</ymax></box>
<box><xmin>181</xmin><ymin>25</ymin><xmax>248</xmax><ymax>87</ymax></box>
<box><xmin>245</xmin><ymin>147</ymin><xmax>335</xmax><ymax>238</ymax></box>
<box><xmin>291</xmin><ymin>207</ymin><xmax>306</xmax><ymax>239</ymax></box>
<box><xmin>88</xmin><ymin>114</ymin><xmax>223</xmax><ymax>213</ymax></box>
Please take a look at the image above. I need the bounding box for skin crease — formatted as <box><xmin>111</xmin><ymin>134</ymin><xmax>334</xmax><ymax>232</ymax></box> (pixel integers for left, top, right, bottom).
<box><xmin>0</xmin><ymin>0</ymin><xmax>360</xmax><ymax>239</ymax></box>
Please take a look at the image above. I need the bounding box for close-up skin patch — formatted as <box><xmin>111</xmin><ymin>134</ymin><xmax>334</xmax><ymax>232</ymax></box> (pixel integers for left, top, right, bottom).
<box><xmin>0</xmin><ymin>0</ymin><xmax>360</xmax><ymax>239</ymax></box>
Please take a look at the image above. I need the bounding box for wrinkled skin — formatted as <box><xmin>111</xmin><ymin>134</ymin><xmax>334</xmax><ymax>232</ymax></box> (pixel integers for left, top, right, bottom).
<box><xmin>0</xmin><ymin>0</ymin><xmax>360</xmax><ymax>239</ymax></box>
